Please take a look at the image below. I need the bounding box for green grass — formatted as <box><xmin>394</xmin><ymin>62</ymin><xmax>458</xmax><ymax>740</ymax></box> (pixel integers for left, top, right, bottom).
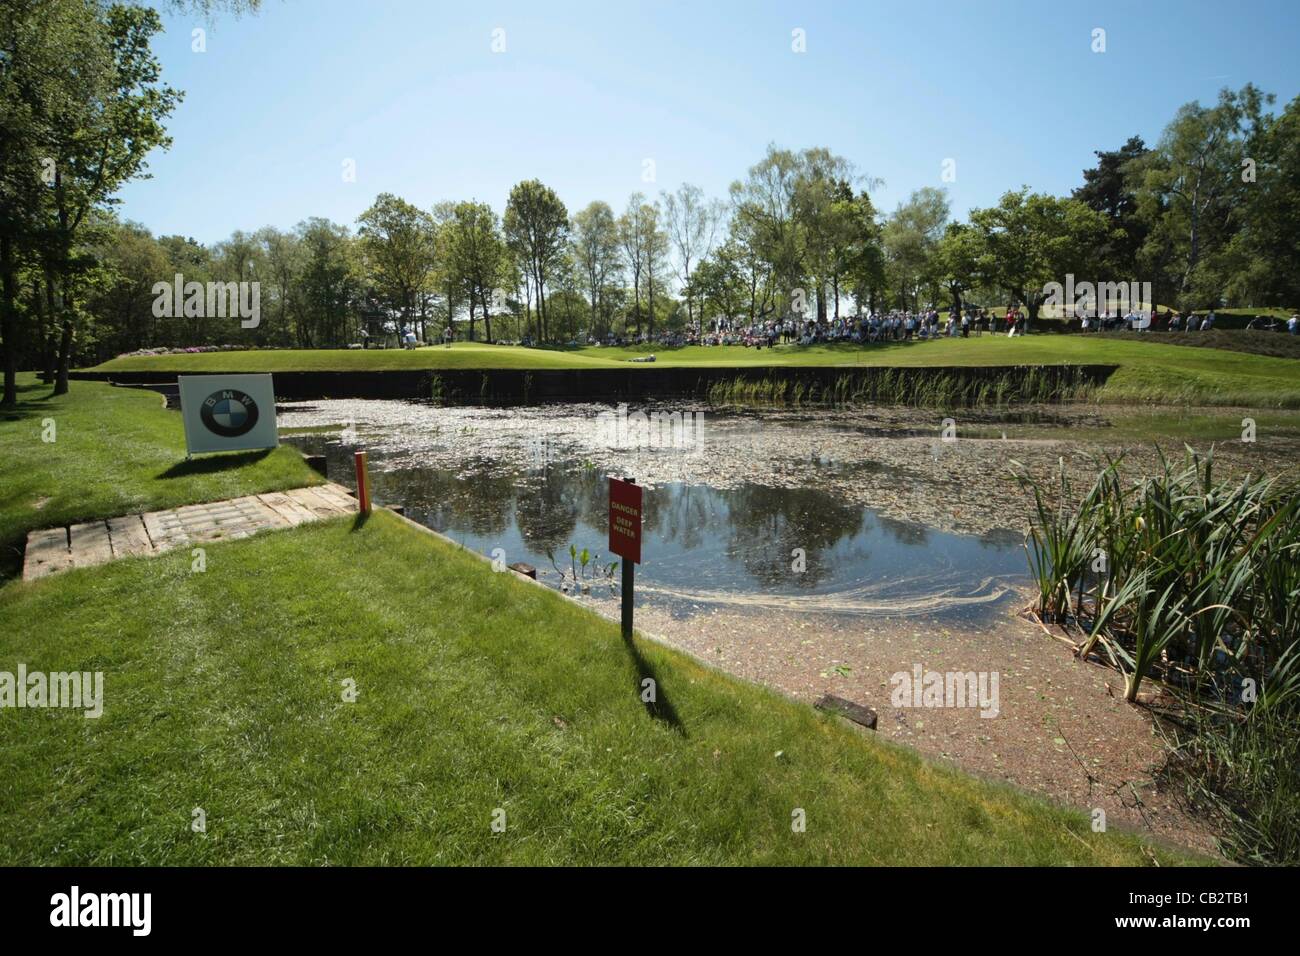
<box><xmin>0</xmin><ymin>374</ymin><xmax>321</xmax><ymax>581</ymax></box>
<box><xmin>0</xmin><ymin>365</ymin><xmax>1208</xmax><ymax>864</ymax></box>
<box><xmin>89</xmin><ymin>336</ymin><xmax>1300</xmax><ymax>407</ymax></box>
<box><xmin>94</xmin><ymin>344</ymin><xmax>624</xmax><ymax>372</ymax></box>
<box><xmin>0</xmin><ymin>510</ymin><xmax>1198</xmax><ymax>865</ymax></box>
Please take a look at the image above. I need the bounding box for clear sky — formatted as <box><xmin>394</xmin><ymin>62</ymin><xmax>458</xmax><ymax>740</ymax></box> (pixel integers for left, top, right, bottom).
<box><xmin>116</xmin><ymin>0</ymin><xmax>1300</xmax><ymax>244</ymax></box>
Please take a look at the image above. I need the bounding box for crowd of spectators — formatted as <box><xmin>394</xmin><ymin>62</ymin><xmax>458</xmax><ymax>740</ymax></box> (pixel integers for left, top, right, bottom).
<box><xmin>590</xmin><ymin>307</ymin><xmax>1031</xmax><ymax>350</ymax></box>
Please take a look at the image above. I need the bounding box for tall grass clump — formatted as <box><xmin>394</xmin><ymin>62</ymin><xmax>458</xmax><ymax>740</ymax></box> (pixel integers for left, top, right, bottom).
<box><xmin>706</xmin><ymin>365</ymin><xmax>1097</xmax><ymax>409</ymax></box>
<box><xmin>1015</xmin><ymin>448</ymin><xmax>1300</xmax><ymax>863</ymax></box>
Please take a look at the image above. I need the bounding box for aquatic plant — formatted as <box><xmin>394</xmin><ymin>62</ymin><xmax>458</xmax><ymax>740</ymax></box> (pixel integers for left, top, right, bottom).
<box><xmin>705</xmin><ymin>365</ymin><xmax>1098</xmax><ymax>409</ymax></box>
<box><xmin>1016</xmin><ymin>448</ymin><xmax>1300</xmax><ymax>862</ymax></box>
<box><xmin>546</xmin><ymin>543</ymin><xmax>619</xmax><ymax>595</ymax></box>
<box><xmin>1016</xmin><ymin>456</ymin><xmax>1099</xmax><ymax>624</ymax></box>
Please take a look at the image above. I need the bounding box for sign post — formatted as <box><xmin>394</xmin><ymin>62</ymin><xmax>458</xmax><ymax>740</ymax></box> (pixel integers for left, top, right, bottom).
<box><xmin>354</xmin><ymin>451</ymin><xmax>371</xmax><ymax>516</ymax></box>
<box><xmin>608</xmin><ymin>477</ymin><xmax>643</xmax><ymax>642</ymax></box>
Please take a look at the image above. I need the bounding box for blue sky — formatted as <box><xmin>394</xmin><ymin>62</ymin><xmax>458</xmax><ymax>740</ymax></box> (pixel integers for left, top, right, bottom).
<box><xmin>117</xmin><ymin>0</ymin><xmax>1300</xmax><ymax>244</ymax></box>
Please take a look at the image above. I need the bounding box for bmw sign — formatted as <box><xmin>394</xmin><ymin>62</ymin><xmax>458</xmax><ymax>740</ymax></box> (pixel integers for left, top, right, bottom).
<box><xmin>178</xmin><ymin>374</ymin><xmax>279</xmax><ymax>455</ymax></box>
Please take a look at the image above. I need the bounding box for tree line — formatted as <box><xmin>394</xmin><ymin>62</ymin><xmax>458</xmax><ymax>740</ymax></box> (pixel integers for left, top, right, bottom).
<box><xmin>3</xmin><ymin>1</ymin><xmax>1298</xmax><ymax>407</ymax></box>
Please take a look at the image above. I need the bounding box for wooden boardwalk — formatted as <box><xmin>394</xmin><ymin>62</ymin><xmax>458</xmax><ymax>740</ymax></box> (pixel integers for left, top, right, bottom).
<box><xmin>22</xmin><ymin>483</ymin><xmax>358</xmax><ymax>582</ymax></box>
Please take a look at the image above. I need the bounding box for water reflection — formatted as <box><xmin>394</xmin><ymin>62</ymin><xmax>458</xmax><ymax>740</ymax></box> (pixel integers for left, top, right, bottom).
<box><xmin>288</xmin><ymin>429</ymin><xmax>1025</xmax><ymax>621</ymax></box>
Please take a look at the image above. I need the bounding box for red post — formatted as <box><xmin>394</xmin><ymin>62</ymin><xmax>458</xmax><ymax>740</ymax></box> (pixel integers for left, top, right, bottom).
<box><xmin>354</xmin><ymin>450</ymin><xmax>371</xmax><ymax>515</ymax></box>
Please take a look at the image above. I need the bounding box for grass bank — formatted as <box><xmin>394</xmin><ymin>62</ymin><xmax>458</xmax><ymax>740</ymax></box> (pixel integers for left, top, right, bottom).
<box><xmin>0</xmin><ymin>375</ymin><xmax>321</xmax><ymax>580</ymax></box>
<box><xmin>89</xmin><ymin>336</ymin><xmax>1300</xmax><ymax>407</ymax></box>
<box><xmin>0</xmin><ymin>509</ymin><xmax>1196</xmax><ymax>865</ymax></box>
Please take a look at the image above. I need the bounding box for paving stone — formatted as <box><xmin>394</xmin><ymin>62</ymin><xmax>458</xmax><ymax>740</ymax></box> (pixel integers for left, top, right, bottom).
<box><xmin>24</xmin><ymin>484</ymin><xmax>354</xmax><ymax>580</ymax></box>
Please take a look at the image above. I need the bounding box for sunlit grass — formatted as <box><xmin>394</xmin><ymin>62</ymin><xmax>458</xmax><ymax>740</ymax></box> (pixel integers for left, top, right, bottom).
<box><xmin>88</xmin><ymin>336</ymin><xmax>1300</xmax><ymax>407</ymax></box>
<box><xmin>0</xmin><ymin>375</ymin><xmax>320</xmax><ymax>581</ymax></box>
<box><xmin>0</xmin><ymin>511</ymin><xmax>1200</xmax><ymax>865</ymax></box>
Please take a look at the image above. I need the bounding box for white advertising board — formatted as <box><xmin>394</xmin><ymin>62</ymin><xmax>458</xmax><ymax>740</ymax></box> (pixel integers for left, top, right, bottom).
<box><xmin>178</xmin><ymin>374</ymin><xmax>279</xmax><ymax>456</ymax></box>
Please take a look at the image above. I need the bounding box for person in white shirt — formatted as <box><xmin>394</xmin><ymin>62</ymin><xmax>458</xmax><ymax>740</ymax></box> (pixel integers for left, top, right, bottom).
<box><xmin>1289</xmin><ymin>313</ymin><xmax>1299</xmax><ymax>335</ymax></box>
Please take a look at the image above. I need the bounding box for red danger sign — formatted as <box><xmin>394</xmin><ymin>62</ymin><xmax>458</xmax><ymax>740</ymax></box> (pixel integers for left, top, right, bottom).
<box><xmin>608</xmin><ymin>477</ymin><xmax>643</xmax><ymax>565</ymax></box>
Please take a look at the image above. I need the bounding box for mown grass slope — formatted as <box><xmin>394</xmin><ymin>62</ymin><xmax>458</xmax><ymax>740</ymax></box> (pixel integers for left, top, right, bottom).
<box><xmin>89</xmin><ymin>337</ymin><xmax>1300</xmax><ymax>406</ymax></box>
<box><xmin>0</xmin><ymin>511</ymin><xmax>1198</xmax><ymax>865</ymax></box>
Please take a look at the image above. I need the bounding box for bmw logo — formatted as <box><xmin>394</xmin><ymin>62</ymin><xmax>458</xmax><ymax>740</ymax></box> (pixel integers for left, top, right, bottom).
<box><xmin>200</xmin><ymin>389</ymin><xmax>260</xmax><ymax>437</ymax></box>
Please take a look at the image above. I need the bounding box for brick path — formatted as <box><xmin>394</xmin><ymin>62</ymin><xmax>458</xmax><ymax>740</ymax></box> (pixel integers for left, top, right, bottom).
<box><xmin>22</xmin><ymin>483</ymin><xmax>358</xmax><ymax>581</ymax></box>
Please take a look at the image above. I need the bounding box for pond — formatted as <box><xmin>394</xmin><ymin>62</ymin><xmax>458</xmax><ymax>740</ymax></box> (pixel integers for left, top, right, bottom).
<box><xmin>279</xmin><ymin>399</ymin><xmax>1032</xmax><ymax>623</ymax></box>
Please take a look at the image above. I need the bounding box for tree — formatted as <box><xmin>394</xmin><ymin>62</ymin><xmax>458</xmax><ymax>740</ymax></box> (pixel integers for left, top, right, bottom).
<box><xmin>706</xmin><ymin>224</ymin><xmax>776</xmax><ymax>326</ymax></box>
<box><xmin>6</xmin><ymin>1</ymin><xmax>181</xmax><ymax>397</ymax></box>
<box><xmin>257</xmin><ymin>225</ymin><xmax>303</xmax><ymax>347</ymax></box>
<box><xmin>1134</xmin><ymin>84</ymin><xmax>1273</xmax><ymax>307</ymax></box>
<box><xmin>617</xmin><ymin>194</ymin><xmax>649</xmax><ymax>336</ymax></box>
<box><xmin>792</xmin><ymin>147</ymin><xmax>862</xmax><ymax>321</ymax></box>
<box><xmin>969</xmin><ymin>188</ymin><xmax>1111</xmax><ymax>324</ymax></box>
<box><xmin>838</xmin><ymin>190</ymin><xmax>886</xmax><ymax>314</ymax></box>
<box><xmin>356</xmin><ymin>193</ymin><xmax>437</xmax><ymax>340</ymax></box>
<box><xmin>0</xmin><ymin>0</ymin><xmax>86</xmax><ymax>402</ymax></box>
<box><xmin>445</xmin><ymin>200</ymin><xmax>506</xmax><ymax>342</ymax></box>
<box><xmin>503</xmin><ymin>179</ymin><xmax>568</xmax><ymax>342</ymax></box>
<box><xmin>1226</xmin><ymin>94</ymin><xmax>1300</xmax><ymax>307</ymax></box>
<box><xmin>882</xmin><ymin>188</ymin><xmax>950</xmax><ymax>311</ymax></box>
<box><xmin>83</xmin><ymin>219</ymin><xmax>168</xmax><ymax>358</ymax></box>
<box><xmin>934</xmin><ymin>222</ymin><xmax>985</xmax><ymax>318</ymax></box>
<box><xmin>297</xmin><ymin>217</ymin><xmax>359</xmax><ymax>347</ymax></box>
<box><xmin>661</xmin><ymin>183</ymin><xmax>723</xmax><ymax>329</ymax></box>
<box><xmin>729</xmin><ymin>145</ymin><xmax>804</xmax><ymax>312</ymax></box>
<box><xmin>1227</xmin><ymin>92</ymin><xmax>1300</xmax><ymax>304</ymax></box>
<box><xmin>641</xmin><ymin>199</ymin><xmax>670</xmax><ymax>337</ymax></box>
<box><xmin>571</xmin><ymin>201</ymin><xmax>621</xmax><ymax>339</ymax></box>
<box><xmin>1072</xmin><ymin>135</ymin><xmax>1149</xmax><ymax>279</ymax></box>
<box><xmin>691</xmin><ymin>241</ymin><xmax>748</xmax><ymax>327</ymax></box>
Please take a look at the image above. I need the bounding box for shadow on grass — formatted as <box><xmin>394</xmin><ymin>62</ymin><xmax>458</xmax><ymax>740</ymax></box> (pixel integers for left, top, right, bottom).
<box><xmin>0</xmin><ymin>381</ymin><xmax>60</xmax><ymax>422</ymax></box>
<box><xmin>621</xmin><ymin>629</ymin><xmax>686</xmax><ymax>736</ymax></box>
<box><xmin>157</xmin><ymin>449</ymin><xmax>272</xmax><ymax>479</ymax></box>
<box><xmin>0</xmin><ymin>542</ymin><xmax>23</xmax><ymax>585</ymax></box>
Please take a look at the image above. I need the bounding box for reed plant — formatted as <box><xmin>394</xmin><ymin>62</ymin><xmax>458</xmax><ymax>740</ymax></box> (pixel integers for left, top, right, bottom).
<box><xmin>1017</xmin><ymin>448</ymin><xmax>1300</xmax><ymax>862</ymax></box>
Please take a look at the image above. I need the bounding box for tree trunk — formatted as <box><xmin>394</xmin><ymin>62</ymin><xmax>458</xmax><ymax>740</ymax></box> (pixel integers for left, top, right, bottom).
<box><xmin>0</xmin><ymin>235</ymin><xmax>17</xmax><ymax>406</ymax></box>
<box><xmin>633</xmin><ymin>272</ymin><xmax>643</xmax><ymax>335</ymax></box>
<box><xmin>39</xmin><ymin>275</ymin><xmax>55</xmax><ymax>383</ymax></box>
<box><xmin>648</xmin><ymin>274</ymin><xmax>655</xmax><ymax>337</ymax></box>
<box><xmin>537</xmin><ymin>270</ymin><xmax>548</xmax><ymax>342</ymax></box>
<box><xmin>54</xmin><ymin>316</ymin><xmax>74</xmax><ymax>395</ymax></box>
